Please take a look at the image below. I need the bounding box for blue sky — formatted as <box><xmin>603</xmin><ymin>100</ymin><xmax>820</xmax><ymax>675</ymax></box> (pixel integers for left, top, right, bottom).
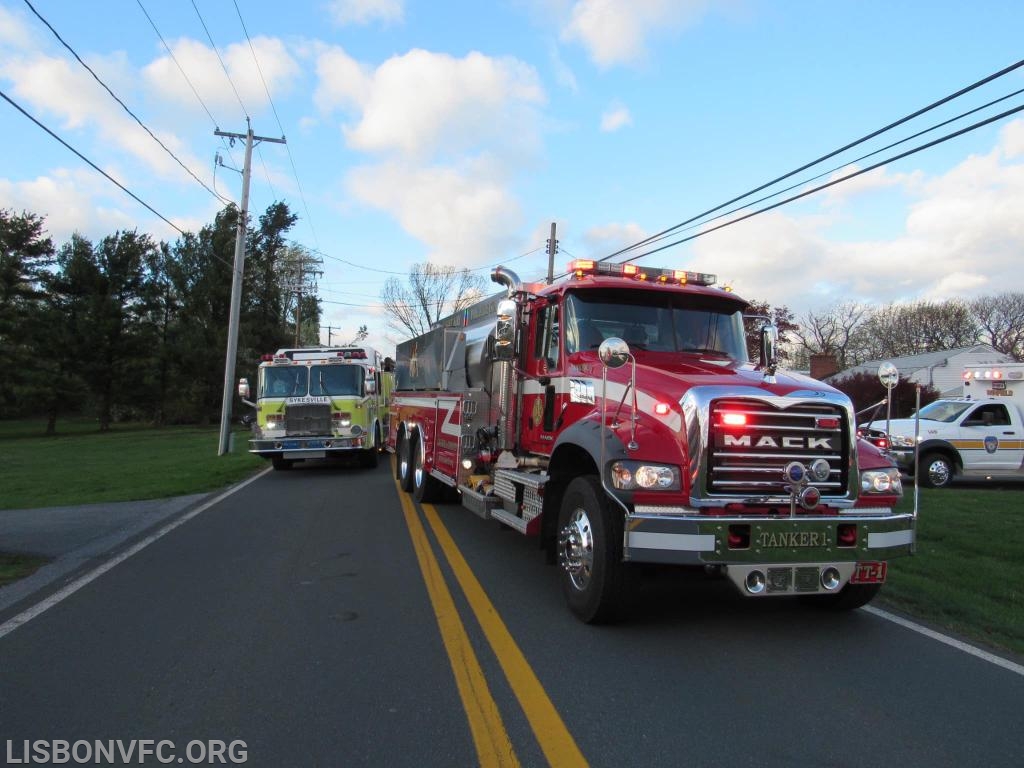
<box><xmin>2</xmin><ymin>0</ymin><xmax>1023</xmax><ymax>350</ymax></box>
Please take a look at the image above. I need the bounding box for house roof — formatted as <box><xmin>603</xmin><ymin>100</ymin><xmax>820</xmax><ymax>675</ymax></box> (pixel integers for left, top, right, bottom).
<box><xmin>825</xmin><ymin>344</ymin><xmax>1011</xmax><ymax>382</ymax></box>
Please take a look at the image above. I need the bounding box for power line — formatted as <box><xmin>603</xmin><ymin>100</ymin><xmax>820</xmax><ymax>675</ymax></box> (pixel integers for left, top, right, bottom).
<box><xmin>190</xmin><ymin>0</ymin><xmax>248</xmax><ymax>119</ymax></box>
<box><xmin>1</xmin><ymin>87</ymin><xmax>186</xmax><ymax>237</ymax></box>
<box><xmin>601</xmin><ymin>57</ymin><xmax>1024</xmax><ymax>264</ymax></box>
<box><xmin>23</xmin><ymin>0</ymin><xmax>230</xmax><ymax>206</ymax></box>
<box><xmin>135</xmin><ymin>0</ymin><xmax>219</xmax><ymax>126</ymax></box>
<box><xmin>622</xmin><ymin>85</ymin><xmax>1024</xmax><ymax>259</ymax></box>
<box><xmin>619</xmin><ymin>101</ymin><xmax>1024</xmax><ymax>264</ymax></box>
<box><xmin>230</xmin><ymin>0</ymin><xmax>319</xmax><ymax>250</ymax></box>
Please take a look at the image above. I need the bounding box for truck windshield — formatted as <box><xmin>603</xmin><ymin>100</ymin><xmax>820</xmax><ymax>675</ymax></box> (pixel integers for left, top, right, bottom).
<box><xmin>263</xmin><ymin>367</ymin><xmax>308</xmax><ymax>397</ymax></box>
<box><xmin>916</xmin><ymin>400</ymin><xmax>973</xmax><ymax>423</ymax></box>
<box><xmin>563</xmin><ymin>289</ymin><xmax>748</xmax><ymax>361</ymax></box>
<box><xmin>310</xmin><ymin>365</ymin><xmax>363</xmax><ymax>396</ymax></box>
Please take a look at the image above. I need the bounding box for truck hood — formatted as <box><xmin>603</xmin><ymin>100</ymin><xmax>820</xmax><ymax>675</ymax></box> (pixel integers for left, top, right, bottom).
<box><xmin>865</xmin><ymin>418</ymin><xmax>924</xmax><ymax>437</ymax></box>
<box><xmin>623</xmin><ymin>355</ymin><xmax>842</xmax><ymax>400</ymax></box>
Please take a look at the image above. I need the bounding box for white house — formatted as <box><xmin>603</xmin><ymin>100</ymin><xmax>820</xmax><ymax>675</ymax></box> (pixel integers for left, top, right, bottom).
<box><xmin>825</xmin><ymin>344</ymin><xmax>1015</xmax><ymax>396</ymax></box>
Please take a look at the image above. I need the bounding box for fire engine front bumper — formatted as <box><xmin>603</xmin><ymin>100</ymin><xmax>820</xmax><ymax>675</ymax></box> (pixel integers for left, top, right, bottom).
<box><xmin>249</xmin><ymin>436</ymin><xmax>368</xmax><ymax>459</ymax></box>
<box><xmin>624</xmin><ymin>508</ymin><xmax>915</xmax><ymax>567</ymax></box>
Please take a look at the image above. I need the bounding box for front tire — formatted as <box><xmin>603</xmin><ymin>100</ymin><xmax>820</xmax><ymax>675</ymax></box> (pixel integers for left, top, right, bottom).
<box><xmin>920</xmin><ymin>452</ymin><xmax>954</xmax><ymax>488</ymax></box>
<box><xmin>557</xmin><ymin>476</ymin><xmax>629</xmax><ymax>624</ymax></box>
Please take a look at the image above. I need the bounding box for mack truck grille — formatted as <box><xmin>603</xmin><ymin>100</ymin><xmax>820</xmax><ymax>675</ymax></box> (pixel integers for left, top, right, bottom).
<box><xmin>284</xmin><ymin>403</ymin><xmax>331</xmax><ymax>436</ymax></box>
<box><xmin>707</xmin><ymin>399</ymin><xmax>849</xmax><ymax>496</ymax></box>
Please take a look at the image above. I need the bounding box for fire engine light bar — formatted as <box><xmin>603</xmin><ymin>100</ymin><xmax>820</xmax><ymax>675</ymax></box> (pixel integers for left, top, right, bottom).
<box><xmin>567</xmin><ymin>260</ymin><xmax>716</xmax><ymax>286</ymax></box>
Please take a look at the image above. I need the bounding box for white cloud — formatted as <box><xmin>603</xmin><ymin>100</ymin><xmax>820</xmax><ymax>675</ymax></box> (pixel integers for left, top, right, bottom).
<box><xmin>561</xmin><ymin>0</ymin><xmax>709</xmax><ymax>68</ymax></box>
<box><xmin>0</xmin><ymin>6</ymin><xmax>36</xmax><ymax>51</ymax></box>
<box><xmin>318</xmin><ymin>48</ymin><xmax>545</xmax><ymax>160</ymax></box>
<box><xmin>142</xmin><ymin>36</ymin><xmax>300</xmax><ymax>117</ymax></box>
<box><xmin>326</xmin><ymin>0</ymin><xmax>404</xmax><ymax>26</ymax></box>
<box><xmin>600</xmin><ymin>103</ymin><xmax>632</xmax><ymax>132</ymax></box>
<box><xmin>346</xmin><ymin>159</ymin><xmax>523</xmax><ymax>266</ymax></box>
<box><xmin>689</xmin><ymin>120</ymin><xmax>1024</xmax><ymax>309</ymax></box>
<box><xmin>821</xmin><ymin>163</ymin><xmax>921</xmax><ymax>204</ymax></box>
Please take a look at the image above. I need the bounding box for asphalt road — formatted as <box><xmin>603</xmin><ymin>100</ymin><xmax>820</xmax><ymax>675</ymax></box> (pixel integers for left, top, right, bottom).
<box><xmin>1</xmin><ymin>460</ymin><xmax>1022</xmax><ymax>767</ymax></box>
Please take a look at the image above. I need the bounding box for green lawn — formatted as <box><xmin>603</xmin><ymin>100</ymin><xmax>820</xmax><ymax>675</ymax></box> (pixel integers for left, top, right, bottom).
<box><xmin>0</xmin><ymin>419</ymin><xmax>264</xmax><ymax>510</ymax></box>
<box><xmin>881</xmin><ymin>485</ymin><xmax>1023</xmax><ymax>657</ymax></box>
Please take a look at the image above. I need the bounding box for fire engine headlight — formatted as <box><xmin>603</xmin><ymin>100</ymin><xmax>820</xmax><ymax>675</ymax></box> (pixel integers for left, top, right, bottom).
<box><xmin>265</xmin><ymin>417</ymin><xmax>283</xmax><ymax>431</ymax></box>
<box><xmin>861</xmin><ymin>468</ymin><xmax>903</xmax><ymax>495</ymax></box>
<box><xmin>610</xmin><ymin>461</ymin><xmax>680</xmax><ymax>491</ymax></box>
<box><xmin>890</xmin><ymin>434</ymin><xmax>916</xmax><ymax>448</ymax></box>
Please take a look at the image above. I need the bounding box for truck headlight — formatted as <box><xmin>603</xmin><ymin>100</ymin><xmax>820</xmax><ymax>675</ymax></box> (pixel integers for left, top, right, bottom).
<box><xmin>610</xmin><ymin>461</ymin><xmax>680</xmax><ymax>491</ymax></box>
<box><xmin>861</xmin><ymin>467</ymin><xmax>902</xmax><ymax>495</ymax></box>
<box><xmin>890</xmin><ymin>434</ymin><xmax>916</xmax><ymax>448</ymax></box>
<box><xmin>265</xmin><ymin>417</ymin><xmax>283</xmax><ymax>431</ymax></box>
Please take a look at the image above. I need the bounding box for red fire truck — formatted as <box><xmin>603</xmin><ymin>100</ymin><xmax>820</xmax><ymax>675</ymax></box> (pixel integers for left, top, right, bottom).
<box><xmin>387</xmin><ymin>260</ymin><xmax>913</xmax><ymax>622</ymax></box>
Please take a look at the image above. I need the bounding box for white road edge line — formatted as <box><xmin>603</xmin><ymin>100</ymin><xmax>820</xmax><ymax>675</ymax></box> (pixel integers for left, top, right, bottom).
<box><xmin>0</xmin><ymin>468</ymin><xmax>271</xmax><ymax>641</ymax></box>
<box><xmin>864</xmin><ymin>605</ymin><xmax>1024</xmax><ymax>677</ymax></box>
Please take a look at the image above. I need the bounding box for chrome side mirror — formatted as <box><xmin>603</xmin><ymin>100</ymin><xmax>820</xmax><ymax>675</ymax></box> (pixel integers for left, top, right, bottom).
<box><xmin>760</xmin><ymin>324</ymin><xmax>778</xmax><ymax>381</ymax></box>
<box><xmin>494</xmin><ymin>298</ymin><xmax>517</xmax><ymax>360</ymax></box>
<box><xmin>238</xmin><ymin>378</ymin><xmax>250</xmax><ymax>399</ymax></box>
<box><xmin>598</xmin><ymin>337</ymin><xmax>630</xmax><ymax>369</ymax></box>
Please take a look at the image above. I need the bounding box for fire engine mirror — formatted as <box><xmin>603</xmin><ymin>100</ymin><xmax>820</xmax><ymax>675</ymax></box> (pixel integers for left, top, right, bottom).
<box><xmin>878</xmin><ymin>362</ymin><xmax>899</xmax><ymax>390</ymax></box>
<box><xmin>238</xmin><ymin>378</ymin><xmax>250</xmax><ymax>399</ymax></box>
<box><xmin>494</xmin><ymin>299</ymin><xmax>517</xmax><ymax>360</ymax></box>
<box><xmin>759</xmin><ymin>324</ymin><xmax>778</xmax><ymax>375</ymax></box>
<box><xmin>599</xmin><ymin>337</ymin><xmax>630</xmax><ymax>369</ymax></box>
<box><xmin>365</xmin><ymin>377</ymin><xmax>377</xmax><ymax>395</ymax></box>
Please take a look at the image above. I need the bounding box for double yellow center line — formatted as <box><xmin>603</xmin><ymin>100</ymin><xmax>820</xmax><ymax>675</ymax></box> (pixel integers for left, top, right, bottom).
<box><xmin>393</xmin><ymin>472</ymin><xmax>587</xmax><ymax>767</ymax></box>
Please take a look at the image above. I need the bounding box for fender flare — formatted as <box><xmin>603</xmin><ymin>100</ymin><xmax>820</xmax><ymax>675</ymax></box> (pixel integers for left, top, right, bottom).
<box><xmin>916</xmin><ymin>439</ymin><xmax>963</xmax><ymax>470</ymax></box>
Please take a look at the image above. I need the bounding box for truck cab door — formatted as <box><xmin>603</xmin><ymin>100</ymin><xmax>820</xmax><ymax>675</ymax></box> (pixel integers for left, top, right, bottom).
<box><xmin>521</xmin><ymin>300</ymin><xmax>564</xmax><ymax>454</ymax></box>
<box><xmin>957</xmin><ymin>402</ymin><xmax>1024</xmax><ymax>471</ymax></box>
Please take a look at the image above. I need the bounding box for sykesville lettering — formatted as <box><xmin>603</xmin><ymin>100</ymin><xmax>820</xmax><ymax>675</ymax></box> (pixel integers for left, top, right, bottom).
<box><xmin>6</xmin><ymin>739</ymin><xmax>248</xmax><ymax>764</ymax></box>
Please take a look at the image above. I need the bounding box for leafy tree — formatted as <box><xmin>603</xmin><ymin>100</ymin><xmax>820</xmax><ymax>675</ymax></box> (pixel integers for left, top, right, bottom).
<box><xmin>0</xmin><ymin>209</ymin><xmax>55</xmax><ymax>417</ymax></box>
<box><xmin>241</xmin><ymin>202</ymin><xmax>298</xmax><ymax>359</ymax></box>
<box><xmin>381</xmin><ymin>263</ymin><xmax>486</xmax><ymax>338</ymax></box>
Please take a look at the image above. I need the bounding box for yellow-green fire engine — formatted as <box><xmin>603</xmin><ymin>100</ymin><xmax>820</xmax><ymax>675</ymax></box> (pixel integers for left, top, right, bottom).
<box><xmin>239</xmin><ymin>346</ymin><xmax>394</xmax><ymax>470</ymax></box>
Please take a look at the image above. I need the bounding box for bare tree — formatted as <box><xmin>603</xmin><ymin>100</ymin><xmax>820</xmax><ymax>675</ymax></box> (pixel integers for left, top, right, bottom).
<box><xmin>793</xmin><ymin>302</ymin><xmax>869</xmax><ymax>369</ymax></box>
<box><xmin>744</xmin><ymin>300</ymin><xmax>799</xmax><ymax>362</ymax></box>
<box><xmin>971</xmin><ymin>291</ymin><xmax>1024</xmax><ymax>361</ymax></box>
<box><xmin>856</xmin><ymin>300</ymin><xmax>979</xmax><ymax>359</ymax></box>
<box><xmin>381</xmin><ymin>263</ymin><xmax>486</xmax><ymax>338</ymax></box>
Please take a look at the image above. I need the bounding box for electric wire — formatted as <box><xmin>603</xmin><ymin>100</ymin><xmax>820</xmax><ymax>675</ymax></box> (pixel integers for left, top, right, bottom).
<box><xmin>135</xmin><ymin>0</ymin><xmax>218</xmax><ymax>126</ymax></box>
<box><xmin>1</xmin><ymin>87</ymin><xmax>186</xmax><ymax>237</ymax></box>
<box><xmin>620</xmin><ymin>101</ymin><xmax>1024</xmax><ymax>264</ymax></box>
<box><xmin>620</xmin><ymin>85</ymin><xmax>1024</xmax><ymax>259</ymax></box>
<box><xmin>23</xmin><ymin>0</ymin><xmax>231</xmax><ymax>206</ymax></box>
<box><xmin>600</xmin><ymin>57</ymin><xmax>1024</xmax><ymax>265</ymax></box>
<box><xmin>231</xmin><ymin>0</ymin><xmax>319</xmax><ymax>250</ymax></box>
<box><xmin>190</xmin><ymin>0</ymin><xmax>248</xmax><ymax>119</ymax></box>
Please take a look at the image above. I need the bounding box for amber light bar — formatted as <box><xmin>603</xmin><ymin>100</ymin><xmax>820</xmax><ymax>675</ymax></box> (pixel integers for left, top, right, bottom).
<box><xmin>568</xmin><ymin>259</ymin><xmax>716</xmax><ymax>286</ymax></box>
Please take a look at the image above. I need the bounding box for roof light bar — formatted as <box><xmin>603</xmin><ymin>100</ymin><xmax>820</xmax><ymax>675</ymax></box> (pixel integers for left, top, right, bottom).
<box><xmin>567</xmin><ymin>260</ymin><xmax>716</xmax><ymax>286</ymax></box>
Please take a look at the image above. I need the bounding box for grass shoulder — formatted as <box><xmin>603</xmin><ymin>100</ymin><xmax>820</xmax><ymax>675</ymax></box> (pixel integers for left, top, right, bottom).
<box><xmin>0</xmin><ymin>419</ymin><xmax>263</xmax><ymax>511</ymax></box>
<box><xmin>880</xmin><ymin>484</ymin><xmax>1023</xmax><ymax>658</ymax></box>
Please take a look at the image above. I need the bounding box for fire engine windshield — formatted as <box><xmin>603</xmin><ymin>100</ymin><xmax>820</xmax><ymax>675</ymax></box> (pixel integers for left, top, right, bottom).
<box><xmin>263</xmin><ymin>367</ymin><xmax>307</xmax><ymax>397</ymax></box>
<box><xmin>564</xmin><ymin>289</ymin><xmax>748</xmax><ymax>361</ymax></box>
<box><xmin>310</xmin><ymin>365</ymin><xmax>363</xmax><ymax>396</ymax></box>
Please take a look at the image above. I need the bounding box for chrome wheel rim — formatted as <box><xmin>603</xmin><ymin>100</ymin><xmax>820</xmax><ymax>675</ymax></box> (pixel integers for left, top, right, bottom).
<box><xmin>927</xmin><ymin>459</ymin><xmax>950</xmax><ymax>486</ymax></box>
<box><xmin>559</xmin><ymin>506</ymin><xmax>594</xmax><ymax>591</ymax></box>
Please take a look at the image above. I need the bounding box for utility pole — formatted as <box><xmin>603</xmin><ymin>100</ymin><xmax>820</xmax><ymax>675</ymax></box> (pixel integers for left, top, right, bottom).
<box><xmin>546</xmin><ymin>222</ymin><xmax>558</xmax><ymax>284</ymax></box>
<box><xmin>215</xmin><ymin>120</ymin><xmax>286</xmax><ymax>456</ymax></box>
